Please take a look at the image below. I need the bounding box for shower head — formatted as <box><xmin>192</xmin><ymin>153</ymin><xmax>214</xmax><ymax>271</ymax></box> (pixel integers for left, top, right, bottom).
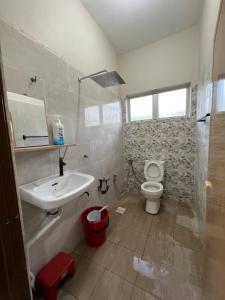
<box><xmin>91</xmin><ymin>71</ymin><xmax>125</xmax><ymax>88</ymax></box>
<box><xmin>78</xmin><ymin>70</ymin><xmax>126</xmax><ymax>88</ymax></box>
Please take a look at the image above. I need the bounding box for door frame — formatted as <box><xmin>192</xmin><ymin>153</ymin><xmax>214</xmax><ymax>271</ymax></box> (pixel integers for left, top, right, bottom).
<box><xmin>0</xmin><ymin>45</ymin><xmax>31</xmax><ymax>299</ymax></box>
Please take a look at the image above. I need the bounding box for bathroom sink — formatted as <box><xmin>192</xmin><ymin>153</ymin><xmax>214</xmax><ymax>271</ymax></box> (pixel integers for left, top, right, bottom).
<box><xmin>19</xmin><ymin>171</ymin><xmax>95</xmax><ymax>210</ymax></box>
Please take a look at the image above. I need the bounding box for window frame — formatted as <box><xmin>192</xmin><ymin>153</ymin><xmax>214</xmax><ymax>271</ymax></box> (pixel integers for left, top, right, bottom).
<box><xmin>126</xmin><ymin>83</ymin><xmax>191</xmax><ymax>122</ymax></box>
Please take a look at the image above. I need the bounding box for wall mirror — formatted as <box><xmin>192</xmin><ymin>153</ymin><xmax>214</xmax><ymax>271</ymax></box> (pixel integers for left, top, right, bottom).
<box><xmin>7</xmin><ymin>92</ymin><xmax>49</xmax><ymax>148</ymax></box>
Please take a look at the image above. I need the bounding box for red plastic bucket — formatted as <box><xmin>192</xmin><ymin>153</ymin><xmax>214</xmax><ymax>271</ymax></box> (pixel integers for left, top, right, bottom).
<box><xmin>80</xmin><ymin>206</ymin><xmax>109</xmax><ymax>247</ymax></box>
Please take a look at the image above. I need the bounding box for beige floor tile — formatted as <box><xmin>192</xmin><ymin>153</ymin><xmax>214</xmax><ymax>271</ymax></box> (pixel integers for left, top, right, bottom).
<box><xmin>132</xmin><ymin>213</ymin><xmax>153</xmax><ymax>235</ymax></box>
<box><xmin>174</xmin><ymin>224</ymin><xmax>203</xmax><ymax>251</ymax></box>
<box><xmin>73</xmin><ymin>240</ymin><xmax>88</xmax><ymax>256</ymax></box>
<box><xmin>107</xmin><ymin>222</ymin><xmax>123</xmax><ymax>244</ymax></box>
<box><xmin>118</xmin><ymin>227</ymin><xmax>147</xmax><ymax>255</ymax></box>
<box><xmin>75</xmin><ymin>240</ymin><xmax>115</xmax><ymax>268</ymax></box>
<box><xmin>118</xmin><ymin>211</ymin><xmax>137</xmax><ymax>229</ymax></box>
<box><xmin>109</xmin><ymin>209</ymin><xmax>124</xmax><ymax>224</ymax></box>
<box><xmin>110</xmin><ymin>210</ymin><xmax>152</xmax><ymax>235</ymax></box>
<box><xmin>107</xmin><ymin>226</ymin><xmax>147</xmax><ymax>255</ymax></box>
<box><xmin>175</xmin><ymin>202</ymin><xmax>199</xmax><ymax>233</ymax></box>
<box><xmin>173</xmin><ymin>245</ymin><xmax>204</xmax><ymax>278</ymax></box>
<box><xmin>65</xmin><ymin>193</ymin><xmax>204</xmax><ymax>299</ymax></box>
<box><xmin>176</xmin><ymin>202</ymin><xmax>195</xmax><ymax>218</ymax></box>
<box><xmin>90</xmin><ymin>269</ymin><xmax>134</xmax><ymax>300</ymax></box>
<box><xmin>57</xmin><ymin>289</ymin><xmax>66</xmax><ymax>300</ymax></box>
<box><xmin>108</xmin><ymin>200</ymin><xmax>152</xmax><ymax>247</ymax></box>
<box><xmin>202</xmin><ymin>258</ymin><xmax>225</xmax><ymax>299</ymax></box>
<box><xmin>117</xmin><ymin>194</ymin><xmax>145</xmax><ymax>214</ymax></box>
<box><xmin>160</xmin><ymin>198</ymin><xmax>178</xmax><ymax>215</ymax></box>
<box><xmin>69</xmin><ymin>250</ymin><xmax>83</xmax><ymax>267</ymax></box>
<box><xmin>122</xmin><ymin>199</ymin><xmax>146</xmax><ymax>217</ymax></box>
<box><xmin>63</xmin><ymin>258</ymin><xmax>104</xmax><ymax>300</ymax></box>
<box><xmin>122</xmin><ymin>192</ymin><xmax>144</xmax><ymax>204</ymax></box>
<box><xmin>136</xmin><ymin>263</ymin><xmax>202</xmax><ymax>300</ymax></box>
<box><xmin>169</xmin><ymin>270</ymin><xmax>202</xmax><ymax>300</ymax></box>
<box><xmin>135</xmin><ymin>262</ymin><xmax>172</xmax><ymax>300</ymax></box>
<box><xmin>150</xmin><ymin>211</ymin><xmax>175</xmax><ymax>241</ymax></box>
<box><xmin>57</xmin><ymin>289</ymin><xmax>78</xmax><ymax>300</ymax></box>
<box><xmin>110</xmin><ymin>195</ymin><xmax>152</xmax><ymax>231</ymax></box>
<box><xmin>108</xmin><ymin>245</ymin><xmax>138</xmax><ymax>284</ymax></box>
<box><xmin>175</xmin><ymin>214</ymin><xmax>200</xmax><ymax>233</ymax></box>
<box><xmin>143</xmin><ymin>236</ymin><xmax>174</xmax><ymax>266</ymax></box>
<box><xmin>131</xmin><ymin>287</ymin><xmax>159</xmax><ymax>300</ymax></box>
<box><xmin>203</xmin><ymin>284</ymin><xmax>225</xmax><ymax>300</ymax></box>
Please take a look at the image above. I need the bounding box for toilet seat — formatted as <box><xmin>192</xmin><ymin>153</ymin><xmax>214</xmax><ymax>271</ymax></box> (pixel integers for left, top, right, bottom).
<box><xmin>144</xmin><ymin>160</ymin><xmax>164</xmax><ymax>182</ymax></box>
<box><xmin>141</xmin><ymin>181</ymin><xmax>163</xmax><ymax>196</ymax></box>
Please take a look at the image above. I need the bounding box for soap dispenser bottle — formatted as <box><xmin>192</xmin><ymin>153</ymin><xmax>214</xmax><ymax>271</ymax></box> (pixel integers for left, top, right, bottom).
<box><xmin>52</xmin><ymin>118</ymin><xmax>65</xmax><ymax>145</ymax></box>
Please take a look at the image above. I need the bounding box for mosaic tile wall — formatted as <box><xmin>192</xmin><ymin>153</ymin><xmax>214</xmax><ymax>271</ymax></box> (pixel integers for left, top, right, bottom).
<box><xmin>124</xmin><ymin>87</ymin><xmax>197</xmax><ymax>202</ymax></box>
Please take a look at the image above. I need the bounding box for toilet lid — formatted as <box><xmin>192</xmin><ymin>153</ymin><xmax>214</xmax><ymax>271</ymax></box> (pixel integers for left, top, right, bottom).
<box><xmin>144</xmin><ymin>160</ymin><xmax>164</xmax><ymax>182</ymax></box>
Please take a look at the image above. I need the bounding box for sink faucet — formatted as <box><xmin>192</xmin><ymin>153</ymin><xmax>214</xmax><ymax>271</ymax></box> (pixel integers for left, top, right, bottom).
<box><xmin>59</xmin><ymin>157</ymin><xmax>66</xmax><ymax>176</ymax></box>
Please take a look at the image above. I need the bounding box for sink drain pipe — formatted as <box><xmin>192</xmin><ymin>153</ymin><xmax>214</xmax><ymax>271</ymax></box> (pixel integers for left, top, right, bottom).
<box><xmin>25</xmin><ymin>208</ymin><xmax>63</xmax><ymax>294</ymax></box>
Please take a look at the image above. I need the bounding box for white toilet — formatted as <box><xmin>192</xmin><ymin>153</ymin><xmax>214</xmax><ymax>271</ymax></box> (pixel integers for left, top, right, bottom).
<box><xmin>141</xmin><ymin>160</ymin><xmax>165</xmax><ymax>214</ymax></box>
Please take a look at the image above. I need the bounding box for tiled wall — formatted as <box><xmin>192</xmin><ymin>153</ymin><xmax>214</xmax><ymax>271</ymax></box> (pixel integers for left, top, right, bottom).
<box><xmin>0</xmin><ymin>20</ymin><xmax>124</xmax><ymax>274</ymax></box>
<box><xmin>123</xmin><ymin>87</ymin><xmax>197</xmax><ymax>203</ymax></box>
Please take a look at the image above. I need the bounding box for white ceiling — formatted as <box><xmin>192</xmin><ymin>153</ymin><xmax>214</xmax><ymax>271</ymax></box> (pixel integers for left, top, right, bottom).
<box><xmin>81</xmin><ymin>0</ymin><xmax>204</xmax><ymax>54</ymax></box>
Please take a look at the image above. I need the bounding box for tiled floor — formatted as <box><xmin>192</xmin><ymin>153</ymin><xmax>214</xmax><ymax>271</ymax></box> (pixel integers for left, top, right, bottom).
<box><xmin>60</xmin><ymin>193</ymin><xmax>203</xmax><ymax>300</ymax></box>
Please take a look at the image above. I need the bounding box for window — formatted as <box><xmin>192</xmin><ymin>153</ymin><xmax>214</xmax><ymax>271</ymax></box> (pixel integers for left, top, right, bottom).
<box><xmin>127</xmin><ymin>85</ymin><xmax>190</xmax><ymax>122</ymax></box>
<box><xmin>129</xmin><ymin>95</ymin><xmax>153</xmax><ymax>121</ymax></box>
<box><xmin>158</xmin><ymin>88</ymin><xmax>187</xmax><ymax>118</ymax></box>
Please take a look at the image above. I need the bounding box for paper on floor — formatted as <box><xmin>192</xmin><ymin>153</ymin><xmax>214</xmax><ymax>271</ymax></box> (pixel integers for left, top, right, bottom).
<box><xmin>133</xmin><ymin>256</ymin><xmax>154</xmax><ymax>278</ymax></box>
<box><xmin>115</xmin><ymin>207</ymin><xmax>126</xmax><ymax>214</ymax></box>
<box><xmin>133</xmin><ymin>256</ymin><xmax>169</xmax><ymax>279</ymax></box>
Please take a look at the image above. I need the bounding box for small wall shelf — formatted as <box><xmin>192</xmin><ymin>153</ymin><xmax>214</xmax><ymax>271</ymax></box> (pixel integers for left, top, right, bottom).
<box><xmin>14</xmin><ymin>144</ymin><xmax>77</xmax><ymax>153</ymax></box>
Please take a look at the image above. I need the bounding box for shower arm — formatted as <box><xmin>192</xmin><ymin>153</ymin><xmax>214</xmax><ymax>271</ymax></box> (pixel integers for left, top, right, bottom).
<box><xmin>78</xmin><ymin>70</ymin><xmax>107</xmax><ymax>82</ymax></box>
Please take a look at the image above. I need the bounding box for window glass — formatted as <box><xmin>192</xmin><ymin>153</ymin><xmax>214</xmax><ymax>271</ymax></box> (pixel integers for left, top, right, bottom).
<box><xmin>158</xmin><ymin>88</ymin><xmax>187</xmax><ymax>118</ymax></box>
<box><xmin>130</xmin><ymin>95</ymin><xmax>153</xmax><ymax>121</ymax></box>
<box><xmin>85</xmin><ymin>105</ymin><xmax>100</xmax><ymax>127</ymax></box>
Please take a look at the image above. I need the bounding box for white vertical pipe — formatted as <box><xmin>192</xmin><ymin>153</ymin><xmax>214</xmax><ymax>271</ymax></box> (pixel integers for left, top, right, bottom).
<box><xmin>25</xmin><ymin>208</ymin><xmax>63</xmax><ymax>292</ymax></box>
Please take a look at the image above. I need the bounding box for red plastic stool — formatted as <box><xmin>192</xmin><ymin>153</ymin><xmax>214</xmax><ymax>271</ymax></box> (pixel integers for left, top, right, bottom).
<box><xmin>36</xmin><ymin>252</ymin><xmax>75</xmax><ymax>300</ymax></box>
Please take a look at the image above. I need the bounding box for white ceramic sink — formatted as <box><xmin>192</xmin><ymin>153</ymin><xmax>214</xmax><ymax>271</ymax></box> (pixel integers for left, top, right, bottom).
<box><xmin>20</xmin><ymin>170</ymin><xmax>95</xmax><ymax>210</ymax></box>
